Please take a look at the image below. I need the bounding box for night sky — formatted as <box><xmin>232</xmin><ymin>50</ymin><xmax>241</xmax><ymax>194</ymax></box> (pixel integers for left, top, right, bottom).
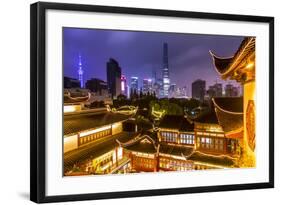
<box><xmin>63</xmin><ymin>28</ymin><xmax>244</xmax><ymax>95</ymax></box>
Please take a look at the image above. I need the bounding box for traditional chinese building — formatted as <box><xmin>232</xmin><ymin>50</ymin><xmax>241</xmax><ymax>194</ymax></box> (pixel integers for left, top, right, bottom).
<box><xmin>193</xmin><ymin>98</ymin><xmax>242</xmax><ymax>156</ymax></box>
<box><xmin>119</xmin><ymin>114</ymin><xmax>237</xmax><ymax>173</ymax></box>
<box><xmin>119</xmin><ymin>131</ymin><xmax>235</xmax><ymax>172</ymax></box>
<box><xmin>158</xmin><ymin>115</ymin><xmax>195</xmax><ymax>146</ymax></box>
<box><xmin>210</xmin><ymin>37</ymin><xmax>256</xmax><ymax>166</ymax></box>
<box><xmin>64</xmin><ymin>89</ymin><xmax>91</xmax><ymax>113</ymax></box>
<box><xmin>119</xmin><ymin>134</ymin><xmax>159</xmax><ymax>172</ymax></box>
<box><xmin>193</xmin><ymin>110</ymin><xmax>226</xmax><ymax>154</ymax></box>
<box><xmin>63</xmin><ymin>90</ymin><xmax>136</xmax><ymax>175</ymax></box>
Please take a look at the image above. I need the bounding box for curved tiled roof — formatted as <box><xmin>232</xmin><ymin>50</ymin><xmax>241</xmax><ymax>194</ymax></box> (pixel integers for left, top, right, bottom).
<box><xmin>187</xmin><ymin>151</ymin><xmax>235</xmax><ymax>167</ymax></box>
<box><xmin>193</xmin><ymin>110</ymin><xmax>219</xmax><ymax>124</ymax></box>
<box><xmin>64</xmin><ymin>112</ymin><xmax>131</xmax><ymax>136</ymax></box>
<box><xmin>159</xmin><ymin>144</ymin><xmax>194</xmax><ymax>157</ymax></box>
<box><xmin>213</xmin><ymin>97</ymin><xmax>243</xmax><ymax>113</ymax></box>
<box><xmin>209</xmin><ymin>51</ymin><xmax>234</xmax><ymax>74</ymax></box>
<box><xmin>121</xmin><ymin>135</ymin><xmax>158</xmax><ymax>154</ymax></box>
<box><xmin>210</xmin><ymin>37</ymin><xmax>255</xmax><ymax>77</ymax></box>
<box><xmin>64</xmin><ymin>92</ymin><xmax>90</xmax><ymax>104</ymax></box>
<box><xmin>212</xmin><ymin>98</ymin><xmax>243</xmax><ymax>133</ymax></box>
<box><xmin>159</xmin><ymin>115</ymin><xmax>194</xmax><ymax>132</ymax></box>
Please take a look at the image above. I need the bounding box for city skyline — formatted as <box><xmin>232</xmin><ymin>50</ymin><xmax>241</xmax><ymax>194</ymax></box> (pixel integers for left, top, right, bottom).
<box><xmin>63</xmin><ymin>28</ymin><xmax>243</xmax><ymax>94</ymax></box>
<box><xmin>63</xmin><ymin>32</ymin><xmax>256</xmax><ymax>176</ymax></box>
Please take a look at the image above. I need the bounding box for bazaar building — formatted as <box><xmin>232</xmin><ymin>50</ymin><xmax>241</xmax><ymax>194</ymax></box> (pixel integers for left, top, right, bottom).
<box><xmin>119</xmin><ymin>115</ymin><xmax>237</xmax><ymax>173</ymax></box>
<box><xmin>63</xmin><ymin>93</ymin><xmax>135</xmax><ymax>175</ymax></box>
<box><xmin>193</xmin><ymin>98</ymin><xmax>242</xmax><ymax>156</ymax></box>
<box><xmin>158</xmin><ymin>115</ymin><xmax>194</xmax><ymax>146</ymax></box>
<box><xmin>210</xmin><ymin>37</ymin><xmax>256</xmax><ymax>166</ymax></box>
<box><xmin>119</xmin><ymin>132</ymin><xmax>235</xmax><ymax>172</ymax></box>
<box><xmin>64</xmin><ymin>90</ymin><xmax>90</xmax><ymax>113</ymax></box>
<box><xmin>63</xmin><ymin>110</ymin><xmax>134</xmax><ymax>175</ymax></box>
<box><xmin>119</xmin><ymin>133</ymin><xmax>197</xmax><ymax>172</ymax></box>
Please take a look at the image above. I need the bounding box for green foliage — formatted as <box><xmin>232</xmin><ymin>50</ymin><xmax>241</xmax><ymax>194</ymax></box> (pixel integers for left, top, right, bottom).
<box><xmin>149</xmin><ymin>98</ymin><xmax>184</xmax><ymax>117</ymax></box>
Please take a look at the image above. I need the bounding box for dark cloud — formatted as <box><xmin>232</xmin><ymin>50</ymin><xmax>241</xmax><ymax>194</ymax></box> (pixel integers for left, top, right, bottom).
<box><xmin>63</xmin><ymin>28</ymin><xmax>244</xmax><ymax>94</ymax></box>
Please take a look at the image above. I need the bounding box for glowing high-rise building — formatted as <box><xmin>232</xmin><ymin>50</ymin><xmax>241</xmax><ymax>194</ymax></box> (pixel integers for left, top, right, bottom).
<box><xmin>162</xmin><ymin>43</ymin><xmax>170</xmax><ymax>97</ymax></box>
<box><xmin>130</xmin><ymin>77</ymin><xmax>138</xmax><ymax>92</ymax></box>
<box><xmin>77</xmin><ymin>54</ymin><xmax>84</xmax><ymax>88</ymax></box>
<box><xmin>121</xmin><ymin>75</ymin><xmax>127</xmax><ymax>96</ymax></box>
<box><xmin>143</xmin><ymin>78</ymin><xmax>153</xmax><ymax>94</ymax></box>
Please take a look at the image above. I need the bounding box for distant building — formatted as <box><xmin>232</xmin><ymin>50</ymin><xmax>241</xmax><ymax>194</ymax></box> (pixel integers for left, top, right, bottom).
<box><xmin>169</xmin><ymin>83</ymin><xmax>177</xmax><ymax>98</ymax></box>
<box><xmin>207</xmin><ymin>83</ymin><xmax>223</xmax><ymax>98</ymax></box>
<box><xmin>85</xmin><ymin>78</ymin><xmax>108</xmax><ymax>95</ymax></box>
<box><xmin>106</xmin><ymin>58</ymin><xmax>122</xmax><ymax>98</ymax></box>
<box><xmin>143</xmin><ymin>78</ymin><xmax>153</xmax><ymax>94</ymax></box>
<box><xmin>121</xmin><ymin>75</ymin><xmax>127</xmax><ymax>96</ymax></box>
<box><xmin>181</xmin><ymin>86</ymin><xmax>188</xmax><ymax>98</ymax></box>
<box><xmin>192</xmin><ymin>79</ymin><xmax>206</xmax><ymax>101</ymax></box>
<box><xmin>162</xmin><ymin>43</ymin><xmax>170</xmax><ymax>97</ymax></box>
<box><xmin>155</xmin><ymin>78</ymin><xmax>163</xmax><ymax>97</ymax></box>
<box><xmin>130</xmin><ymin>77</ymin><xmax>138</xmax><ymax>93</ymax></box>
<box><xmin>64</xmin><ymin>76</ymin><xmax>80</xmax><ymax>89</ymax></box>
<box><xmin>225</xmin><ymin>84</ymin><xmax>239</xmax><ymax>97</ymax></box>
<box><xmin>152</xmin><ymin>70</ymin><xmax>157</xmax><ymax>84</ymax></box>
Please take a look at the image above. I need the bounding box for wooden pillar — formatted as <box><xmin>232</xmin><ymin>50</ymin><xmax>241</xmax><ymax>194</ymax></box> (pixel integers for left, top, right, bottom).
<box><xmin>130</xmin><ymin>153</ymin><xmax>134</xmax><ymax>170</ymax></box>
<box><xmin>194</xmin><ymin>130</ymin><xmax>197</xmax><ymax>150</ymax></box>
<box><xmin>77</xmin><ymin>133</ymin><xmax>81</xmax><ymax>147</ymax></box>
<box><xmin>115</xmin><ymin>148</ymin><xmax>119</xmax><ymax>167</ymax></box>
<box><xmin>223</xmin><ymin>138</ymin><xmax>227</xmax><ymax>154</ymax></box>
<box><xmin>154</xmin><ymin>154</ymin><xmax>159</xmax><ymax>172</ymax></box>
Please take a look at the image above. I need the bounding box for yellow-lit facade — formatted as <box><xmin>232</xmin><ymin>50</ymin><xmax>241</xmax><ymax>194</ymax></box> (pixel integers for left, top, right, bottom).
<box><xmin>64</xmin><ymin>123</ymin><xmax>123</xmax><ymax>153</ymax></box>
<box><xmin>90</xmin><ymin>147</ymin><xmax>124</xmax><ymax>174</ymax></box>
<box><xmin>64</xmin><ymin>134</ymin><xmax>78</xmax><ymax>153</ymax></box>
<box><xmin>158</xmin><ymin>128</ymin><xmax>195</xmax><ymax>145</ymax></box>
<box><xmin>195</xmin><ymin>123</ymin><xmax>226</xmax><ymax>153</ymax></box>
<box><xmin>64</xmin><ymin>104</ymin><xmax>82</xmax><ymax>113</ymax></box>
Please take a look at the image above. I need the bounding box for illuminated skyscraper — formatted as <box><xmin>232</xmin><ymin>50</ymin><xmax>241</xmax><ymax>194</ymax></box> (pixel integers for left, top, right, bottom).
<box><xmin>130</xmin><ymin>77</ymin><xmax>138</xmax><ymax>92</ymax></box>
<box><xmin>77</xmin><ymin>54</ymin><xmax>84</xmax><ymax>88</ymax></box>
<box><xmin>143</xmin><ymin>78</ymin><xmax>153</xmax><ymax>94</ymax></box>
<box><xmin>121</xmin><ymin>75</ymin><xmax>127</xmax><ymax>96</ymax></box>
<box><xmin>162</xmin><ymin>43</ymin><xmax>170</xmax><ymax>97</ymax></box>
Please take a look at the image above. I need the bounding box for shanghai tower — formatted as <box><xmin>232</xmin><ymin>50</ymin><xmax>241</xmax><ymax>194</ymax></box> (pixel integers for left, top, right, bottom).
<box><xmin>162</xmin><ymin>42</ymin><xmax>170</xmax><ymax>97</ymax></box>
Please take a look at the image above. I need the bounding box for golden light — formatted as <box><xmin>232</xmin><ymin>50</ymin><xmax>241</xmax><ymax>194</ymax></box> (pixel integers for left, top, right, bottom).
<box><xmin>79</xmin><ymin>125</ymin><xmax>111</xmax><ymax>137</ymax></box>
<box><xmin>64</xmin><ymin>105</ymin><xmax>77</xmax><ymax>113</ymax></box>
<box><xmin>246</xmin><ymin>62</ymin><xmax>254</xmax><ymax>69</ymax></box>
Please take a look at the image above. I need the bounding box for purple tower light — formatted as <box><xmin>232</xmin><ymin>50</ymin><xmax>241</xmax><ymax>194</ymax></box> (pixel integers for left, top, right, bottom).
<box><xmin>78</xmin><ymin>54</ymin><xmax>84</xmax><ymax>88</ymax></box>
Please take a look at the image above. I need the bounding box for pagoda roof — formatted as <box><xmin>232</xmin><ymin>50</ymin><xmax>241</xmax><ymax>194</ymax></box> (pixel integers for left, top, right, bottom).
<box><xmin>210</xmin><ymin>37</ymin><xmax>255</xmax><ymax>78</ymax></box>
<box><xmin>187</xmin><ymin>151</ymin><xmax>235</xmax><ymax>167</ymax></box>
<box><xmin>213</xmin><ymin>97</ymin><xmax>243</xmax><ymax>113</ymax></box>
<box><xmin>193</xmin><ymin>110</ymin><xmax>219</xmax><ymax>124</ymax></box>
<box><xmin>209</xmin><ymin>54</ymin><xmax>233</xmax><ymax>74</ymax></box>
<box><xmin>159</xmin><ymin>144</ymin><xmax>194</xmax><ymax>157</ymax></box>
<box><xmin>64</xmin><ymin>112</ymin><xmax>130</xmax><ymax>136</ymax></box>
<box><xmin>159</xmin><ymin>115</ymin><xmax>194</xmax><ymax>132</ymax></box>
<box><xmin>212</xmin><ymin>97</ymin><xmax>243</xmax><ymax>133</ymax></box>
<box><xmin>119</xmin><ymin>134</ymin><xmax>158</xmax><ymax>154</ymax></box>
<box><xmin>64</xmin><ymin>92</ymin><xmax>90</xmax><ymax>104</ymax></box>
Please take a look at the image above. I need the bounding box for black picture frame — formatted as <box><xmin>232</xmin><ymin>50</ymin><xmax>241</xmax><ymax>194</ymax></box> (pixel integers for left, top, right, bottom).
<box><xmin>30</xmin><ymin>2</ymin><xmax>274</xmax><ymax>203</ymax></box>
